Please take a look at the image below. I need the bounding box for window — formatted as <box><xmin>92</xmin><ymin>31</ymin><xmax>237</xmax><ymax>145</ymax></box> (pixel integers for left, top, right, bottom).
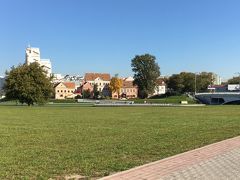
<box><xmin>57</xmin><ymin>90</ymin><xmax>59</xmax><ymax>92</ymax></box>
<box><xmin>61</xmin><ymin>90</ymin><xmax>63</xmax><ymax>92</ymax></box>
<box><xmin>68</xmin><ymin>90</ymin><xmax>70</xmax><ymax>93</ymax></box>
<box><xmin>64</xmin><ymin>90</ymin><xmax>66</xmax><ymax>92</ymax></box>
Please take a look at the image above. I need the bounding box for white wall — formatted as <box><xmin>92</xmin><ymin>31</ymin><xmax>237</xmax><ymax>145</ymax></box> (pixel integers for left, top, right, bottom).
<box><xmin>25</xmin><ymin>47</ymin><xmax>52</xmax><ymax>77</ymax></box>
<box><xmin>153</xmin><ymin>85</ymin><xmax>166</xmax><ymax>95</ymax></box>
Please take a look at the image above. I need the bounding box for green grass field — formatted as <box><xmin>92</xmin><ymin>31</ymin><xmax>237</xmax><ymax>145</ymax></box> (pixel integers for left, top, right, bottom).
<box><xmin>133</xmin><ymin>95</ymin><xmax>197</xmax><ymax>104</ymax></box>
<box><xmin>0</xmin><ymin>106</ymin><xmax>240</xmax><ymax>179</ymax></box>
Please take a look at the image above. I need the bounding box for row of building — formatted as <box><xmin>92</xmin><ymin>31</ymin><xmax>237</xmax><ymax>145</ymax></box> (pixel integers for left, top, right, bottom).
<box><xmin>0</xmin><ymin>47</ymin><xmax>166</xmax><ymax>100</ymax></box>
<box><xmin>2</xmin><ymin>47</ymin><xmax>227</xmax><ymax>100</ymax></box>
<box><xmin>54</xmin><ymin>73</ymin><xmax>166</xmax><ymax>99</ymax></box>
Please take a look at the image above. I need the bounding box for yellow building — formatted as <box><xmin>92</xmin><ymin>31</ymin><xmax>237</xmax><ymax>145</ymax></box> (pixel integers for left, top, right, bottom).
<box><xmin>54</xmin><ymin>82</ymin><xmax>76</xmax><ymax>99</ymax></box>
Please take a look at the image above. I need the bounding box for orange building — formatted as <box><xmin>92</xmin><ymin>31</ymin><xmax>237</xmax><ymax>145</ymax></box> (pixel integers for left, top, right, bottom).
<box><xmin>75</xmin><ymin>82</ymin><xmax>94</xmax><ymax>97</ymax></box>
<box><xmin>112</xmin><ymin>78</ymin><xmax>138</xmax><ymax>99</ymax></box>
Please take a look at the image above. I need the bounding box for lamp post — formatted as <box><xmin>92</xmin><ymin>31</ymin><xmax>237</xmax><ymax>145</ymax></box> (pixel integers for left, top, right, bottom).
<box><xmin>195</xmin><ymin>72</ymin><xmax>199</xmax><ymax>94</ymax></box>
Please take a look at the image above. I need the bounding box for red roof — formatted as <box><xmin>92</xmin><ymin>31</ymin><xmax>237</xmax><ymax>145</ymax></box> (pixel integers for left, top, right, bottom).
<box><xmin>63</xmin><ymin>82</ymin><xmax>75</xmax><ymax>89</ymax></box>
<box><xmin>85</xmin><ymin>73</ymin><xmax>111</xmax><ymax>81</ymax></box>
<box><xmin>122</xmin><ymin>80</ymin><xmax>137</xmax><ymax>88</ymax></box>
<box><xmin>156</xmin><ymin>79</ymin><xmax>165</xmax><ymax>85</ymax></box>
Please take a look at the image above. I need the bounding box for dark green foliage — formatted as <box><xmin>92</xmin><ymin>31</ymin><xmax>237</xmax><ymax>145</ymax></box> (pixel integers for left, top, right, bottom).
<box><xmin>228</xmin><ymin>76</ymin><xmax>240</xmax><ymax>84</ymax></box>
<box><xmin>131</xmin><ymin>54</ymin><xmax>160</xmax><ymax>98</ymax></box>
<box><xmin>4</xmin><ymin>63</ymin><xmax>53</xmax><ymax>105</ymax></box>
<box><xmin>75</xmin><ymin>95</ymin><xmax>82</xmax><ymax>99</ymax></box>
<box><xmin>168</xmin><ymin>72</ymin><xmax>195</xmax><ymax>94</ymax></box>
<box><xmin>167</xmin><ymin>72</ymin><xmax>214</xmax><ymax>94</ymax></box>
<box><xmin>197</xmin><ymin>72</ymin><xmax>214</xmax><ymax>92</ymax></box>
<box><xmin>93</xmin><ymin>84</ymin><xmax>100</xmax><ymax>99</ymax></box>
<box><xmin>83</xmin><ymin>89</ymin><xmax>91</xmax><ymax>98</ymax></box>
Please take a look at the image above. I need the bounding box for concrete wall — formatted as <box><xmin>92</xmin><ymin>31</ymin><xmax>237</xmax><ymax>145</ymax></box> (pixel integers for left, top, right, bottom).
<box><xmin>196</xmin><ymin>93</ymin><xmax>240</xmax><ymax>105</ymax></box>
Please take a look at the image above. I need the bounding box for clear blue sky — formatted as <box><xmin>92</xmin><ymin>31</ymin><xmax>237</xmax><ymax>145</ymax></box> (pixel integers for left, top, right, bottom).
<box><xmin>1</xmin><ymin>0</ymin><xmax>240</xmax><ymax>79</ymax></box>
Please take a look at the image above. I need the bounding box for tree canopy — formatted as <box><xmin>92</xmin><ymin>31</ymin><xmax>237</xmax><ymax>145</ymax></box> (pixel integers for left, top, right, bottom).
<box><xmin>82</xmin><ymin>89</ymin><xmax>91</xmax><ymax>99</ymax></box>
<box><xmin>109</xmin><ymin>75</ymin><xmax>123</xmax><ymax>98</ymax></box>
<box><xmin>93</xmin><ymin>84</ymin><xmax>100</xmax><ymax>99</ymax></box>
<box><xmin>228</xmin><ymin>76</ymin><xmax>240</xmax><ymax>84</ymax></box>
<box><xmin>131</xmin><ymin>54</ymin><xmax>160</xmax><ymax>98</ymax></box>
<box><xmin>167</xmin><ymin>72</ymin><xmax>214</xmax><ymax>94</ymax></box>
<box><xmin>4</xmin><ymin>62</ymin><xmax>53</xmax><ymax>106</ymax></box>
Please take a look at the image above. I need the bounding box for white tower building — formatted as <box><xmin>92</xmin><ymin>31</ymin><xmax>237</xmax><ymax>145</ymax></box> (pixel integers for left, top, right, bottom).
<box><xmin>25</xmin><ymin>47</ymin><xmax>52</xmax><ymax>77</ymax></box>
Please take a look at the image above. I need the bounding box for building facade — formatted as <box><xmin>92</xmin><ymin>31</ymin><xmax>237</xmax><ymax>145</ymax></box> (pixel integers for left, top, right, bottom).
<box><xmin>25</xmin><ymin>47</ymin><xmax>52</xmax><ymax>76</ymax></box>
<box><xmin>75</xmin><ymin>82</ymin><xmax>94</xmax><ymax>98</ymax></box>
<box><xmin>84</xmin><ymin>73</ymin><xmax>111</xmax><ymax>96</ymax></box>
<box><xmin>54</xmin><ymin>82</ymin><xmax>76</xmax><ymax>99</ymax></box>
<box><xmin>112</xmin><ymin>77</ymin><xmax>138</xmax><ymax>99</ymax></box>
<box><xmin>153</xmin><ymin>79</ymin><xmax>166</xmax><ymax>96</ymax></box>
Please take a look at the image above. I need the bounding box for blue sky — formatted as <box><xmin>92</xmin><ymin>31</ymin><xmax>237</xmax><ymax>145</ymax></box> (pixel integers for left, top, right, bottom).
<box><xmin>0</xmin><ymin>0</ymin><xmax>240</xmax><ymax>79</ymax></box>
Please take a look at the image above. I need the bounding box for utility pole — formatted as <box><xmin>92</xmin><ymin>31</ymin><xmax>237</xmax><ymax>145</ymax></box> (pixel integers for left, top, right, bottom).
<box><xmin>195</xmin><ymin>72</ymin><xmax>199</xmax><ymax>94</ymax></box>
<box><xmin>195</xmin><ymin>73</ymin><xmax>197</xmax><ymax>94</ymax></box>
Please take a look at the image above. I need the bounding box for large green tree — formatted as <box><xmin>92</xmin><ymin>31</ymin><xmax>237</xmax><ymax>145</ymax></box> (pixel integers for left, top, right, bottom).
<box><xmin>196</xmin><ymin>72</ymin><xmax>214</xmax><ymax>92</ymax></box>
<box><xmin>131</xmin><ymin>54</ymin><xmax>160</xmax><ymax>98</ymax></box>
<box><xmin>4</xmin><ymin>62</ymin><xmax>53</xmax><ymax>106</ymax></box>
<box><xmin>228</xmin><ymin>76</ymin><xmax>240</xmax><ymax>84</ymax></box>
<box><xmin>167</xmin><ymin>72</ymin><xmax>214</xmax><ymax>94</ymax></box>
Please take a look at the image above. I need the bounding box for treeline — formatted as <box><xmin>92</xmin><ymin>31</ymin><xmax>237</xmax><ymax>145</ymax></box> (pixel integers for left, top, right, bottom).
<box><xmin>228</xmin><ymin>76</ymin><xmax>240</xmax><ymax>84</ymax></box>
<box><xmin>166</xmin><ymin>72</ymin><xmax>214</xmax><ymax>94</ymax></box>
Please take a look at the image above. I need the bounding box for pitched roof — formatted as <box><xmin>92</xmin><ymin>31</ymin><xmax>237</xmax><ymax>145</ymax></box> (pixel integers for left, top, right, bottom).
<box><xmin>85</xmin><ymin>73</ymin><xmax>111</xmax><ymax>81</ymax></box>
<box><xmin>124</xmin><ymin>76</ymin><xmax>134</xmax><ymax>81</ymax></box>
<box><xmin>122</xmin><ymin>80</ymin><xmax>137</xmax><ymax>88</ymax></box>
<box><xmin>54</xmin><ymin>82</ymin><xmax>61</xmax><ymax>88</ymax></box>
<box><xmin>156</xmin><ymin>79</ymin><xmax>166</xmax><ymax>86</ymax></box>
<box><xmin>63</xmin><ymin>82</ymin><xmax>75</xmax><ymax>89</ymax></box>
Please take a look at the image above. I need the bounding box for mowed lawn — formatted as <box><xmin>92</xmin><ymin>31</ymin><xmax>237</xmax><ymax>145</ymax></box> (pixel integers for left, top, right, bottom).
<box><xmin>0</xmin><ymin>106</ymin><xmax>240</xmax><ymax>179</ymax></box>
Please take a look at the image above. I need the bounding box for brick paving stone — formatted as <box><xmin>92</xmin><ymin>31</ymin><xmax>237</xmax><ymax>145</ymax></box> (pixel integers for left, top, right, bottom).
<box><xmin>163</xmin><ymin>147</ymin><xmax>240</xmax><ymax>180</ymax></box>
<box><xmin>99</xmin><ymin>136</ymin><xmax>240</xmax><ymax>180</ymax></box>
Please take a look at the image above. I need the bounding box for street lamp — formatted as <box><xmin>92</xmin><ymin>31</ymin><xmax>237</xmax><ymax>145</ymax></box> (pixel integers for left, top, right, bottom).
<box><xmin>195</xmin><ymin>72</ymin><xmax>199</xmax><ymax>94</ymax></box>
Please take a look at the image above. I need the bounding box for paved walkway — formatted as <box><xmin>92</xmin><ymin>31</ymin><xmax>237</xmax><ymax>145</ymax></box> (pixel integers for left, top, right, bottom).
<box><xmin>100</xmin><ymin>136</ymin><xmax>240</xmax><ymax>180</ymax></box>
